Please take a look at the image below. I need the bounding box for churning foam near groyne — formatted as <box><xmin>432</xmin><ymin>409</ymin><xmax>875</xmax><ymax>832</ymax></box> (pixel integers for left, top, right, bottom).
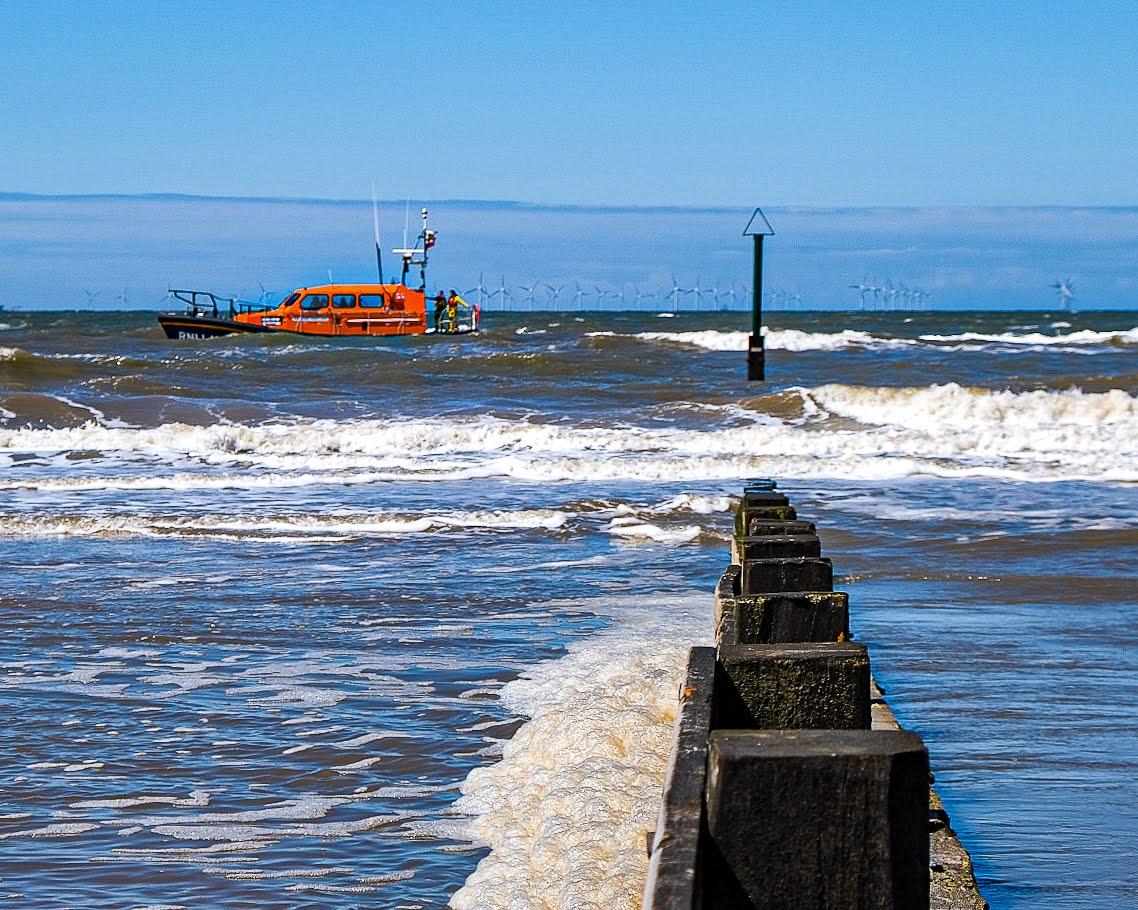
<box><xmin>448</xmin><ymin>596</ymin><xmax>709</xmax><ymax>910</ymax></box>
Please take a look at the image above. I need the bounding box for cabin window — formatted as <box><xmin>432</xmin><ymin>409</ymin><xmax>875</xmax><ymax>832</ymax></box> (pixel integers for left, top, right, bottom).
<box><xmin>279</xmin><ymin>292</ymin><xmax>301</xmax><ymax>308</ymax></box>
<box><xmin>359</xmin><ymin>294</ymin><xmax>385</xmax><ymax>309</ymax></box>
<box><xmin>300</xmin><ymin>294</ymin><xmax>329</xmax><ymax>310</ymax></box>
<box><xmin>332</xmin><ymin>294</ymin><xmax>356</xmax><ymax>308</ymax></box>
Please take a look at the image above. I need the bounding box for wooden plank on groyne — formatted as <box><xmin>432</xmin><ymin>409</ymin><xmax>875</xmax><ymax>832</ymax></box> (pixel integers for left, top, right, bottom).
<box><xmin>643</xmin><ymin>646</ymin><xmax>716</xmax><ymax>910</ymax></box>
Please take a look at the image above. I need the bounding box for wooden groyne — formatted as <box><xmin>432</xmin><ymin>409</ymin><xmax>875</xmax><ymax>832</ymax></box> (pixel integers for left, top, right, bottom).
<box><xmin>643</xmin><ymin>481</ymin><xmax>987</xmax><ymax>910</ymax></box>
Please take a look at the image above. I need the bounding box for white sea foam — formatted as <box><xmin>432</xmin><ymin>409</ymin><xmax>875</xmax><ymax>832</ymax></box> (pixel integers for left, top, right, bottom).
<box><xmin>448</xmin><ymin>595</ymin><xmax>709</xmax><ymax>910</ymax></box>
<box><xmin>588</xmin><ymin>328</ymin><xmax>914</xmax><ymax>351</ymax></box>
<box><xmin>0</xmin><ymin>508</ymin><xmax>569</xmax><ymax>540</ymax></box>
<box><xmin>0</xmin><ymin>822</ymin><xmax>100</xmax><ymax>840</ymax></box>
<box><xmin>919</xmin><ymin>327</ymin><xmax>1138</xmax><ymax>346</ymax></box>
<box><xmin>589</xmin><ymin>325</ymin><xmax>1138</xmax><ymax>353</ymax></box>
<box><xmin>805</xmin><ymin>382</ymin><xmax>1138</xmax><ymax>429</ymax></box>
<box><xmin>205</xmin><ymin>866</ymin><xmax>352</xmax><ymax>881</ymax></box>
<box><xmin>648</xmin><ymin>493</ymin><xmax>733</xmax><ymax>515</ymax></box>
<box><xmin>1</xmin><ymin>384</ymin><xmax>1135</xmax><ymax>490</ymax></box>
<box><xmin>605</xmin><ymin>517</ymin><xmax>702</xmax><ymax>544</ymax></box>
<box><xmin>71</xmin><ymin>791</ymin><xmax>211</xmax><ymax>810</ymax></box>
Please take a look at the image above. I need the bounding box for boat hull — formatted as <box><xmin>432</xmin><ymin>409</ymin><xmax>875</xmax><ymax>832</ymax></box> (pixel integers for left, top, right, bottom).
<box><xmin>159</xmin><ymin>313</ymin><xmax>477</xmax><ymax>340</ymax></box>
<box><xmin>158</xmin><ymin>315</ymin><xmax>275</xmax><ymax>339</ymax></box>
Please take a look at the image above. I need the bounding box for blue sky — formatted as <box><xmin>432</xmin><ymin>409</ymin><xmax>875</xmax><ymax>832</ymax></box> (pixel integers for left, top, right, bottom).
<box><xmin>3</xmin><ymin>1</ymin><xmax>1136</xmax><ymax>206</ymax></box>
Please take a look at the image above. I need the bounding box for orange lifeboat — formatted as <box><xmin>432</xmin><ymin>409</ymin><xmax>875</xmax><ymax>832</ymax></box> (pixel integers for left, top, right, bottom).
<box><xmin>158</xmin><ymin>206</ymin><xmax>478</xmax><ymax>339</ymax></box>
<box><xmin>158</xmin><ymin>284</ymin><xmax>441</xmax><ymax>339</ymax></box>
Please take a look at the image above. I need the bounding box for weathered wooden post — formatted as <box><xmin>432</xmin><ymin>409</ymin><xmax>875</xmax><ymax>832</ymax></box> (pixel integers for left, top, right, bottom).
<box><xmin>743</xmin><ymin>208</ymin><xmax>775</xmax><ymax>381</ymax></box>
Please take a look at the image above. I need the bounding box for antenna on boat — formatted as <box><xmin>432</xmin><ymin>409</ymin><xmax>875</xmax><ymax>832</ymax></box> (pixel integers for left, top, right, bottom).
<box><xmin>419</xmin><ymin>207</ymin><xmax>430</xmax><ymax>290</ymax></box>
<box><xmin>391</xmin><ymin>202</ymin><xmax>434</xmax><ymax>289</ymax></box>
<box><xmin>394</xmin><ymin>199</ymin><xmax>414</xmax><ymax>286</ymax></box>
<box><xmin>371</xmin><ymin>182</ymin><xmax>384</xmax><ymax>284</ymax></box>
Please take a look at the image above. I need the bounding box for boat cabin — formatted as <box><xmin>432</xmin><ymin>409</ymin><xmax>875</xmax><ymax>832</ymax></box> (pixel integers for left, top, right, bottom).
<box><xmin>244</xmin><ymin>283</ymin><xmax>426</xmax><ymax>336</ymax></box>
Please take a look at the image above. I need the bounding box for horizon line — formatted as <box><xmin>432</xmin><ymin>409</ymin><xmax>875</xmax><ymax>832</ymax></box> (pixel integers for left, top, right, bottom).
<box><xmin>3</xmin><ymin>191</ymin><xmax>1138</xmax><ymax>215</ymax></box>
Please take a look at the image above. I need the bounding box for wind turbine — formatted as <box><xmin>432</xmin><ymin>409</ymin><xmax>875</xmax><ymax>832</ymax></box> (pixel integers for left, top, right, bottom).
<box><xmin>465</xmin><ymin>273</ymin><xmax>488</xmax><ymax>311</ymax></box>
<box><xmin>709</xmin><ymin>280</ymin><xmax>730</xmax><ymax>311</ymax></box>
<box><xmin>83</xmin><ymin>289</ymin><xmax>100</xmax><ymax>307</ymax></box>
<box><xmin>869</xmin><ymin>285</ymin><xmax>884</xmax><ymax>310</ymax></box>
<box><xmin>691</xmin><ymin>276</ymin><xmax>706</xmax><ymax>311</ymax></box>
<box><xmin>879</xmin><ymin>280</ymin><xmax>895</xmax><ymax>311</ymax></box>
<box><xmin>566</xmin><ymin>282</ymin><xmax>586</xmax><ymax>310</ymax></box>
<box><xmin>545</xmin><ymin>283</ymin><xmax>566</xmax><ymax>311</ymax></box>
<box><xmin>492</xmin><ymin>275</ymin><xmax>511</xmax><ymax>310</ymax></box>
<box><xmin>116</xmin><ymin>287</ymin><xmax>129</xmax><ymax>308</ymax></box>
<box><xmin>723</xmin><ymin>283</ymin><xmax>741</xmax><ymax>309</ymax></box>
<box><xmin>594</xmin><ymin>284</ymin><xmax>612</xmax><ymax>310</ymax></box>
<box><xmin>1051</xmin><ymin>277</ymin><xmax>1075</xmax><ymax>310</ymax></box>
<box><xmin>848</xmin><ymin>282</ymin><xmax>872</xmax><ymax>309</ymax></box>
<box><xmin>895</xmin><ymin>280</ymin><xmax>910</xmax><ymax>311</ymax></box>
<box><xmin>519</xmin><ymin>280</ymin><xmax>540</xmax><ymax>311</ymax></box>
<box><xmin>666</xmin><ymin>274</ymin><xmax>687</xmax><ymax>310</ymax></box>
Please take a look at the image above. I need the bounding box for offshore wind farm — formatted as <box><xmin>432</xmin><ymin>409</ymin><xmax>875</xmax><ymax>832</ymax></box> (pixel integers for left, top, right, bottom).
<box><xmin>0</xmin><ymin>195</ymin><xmax>1130</xmax><ymax>315</ymax></box>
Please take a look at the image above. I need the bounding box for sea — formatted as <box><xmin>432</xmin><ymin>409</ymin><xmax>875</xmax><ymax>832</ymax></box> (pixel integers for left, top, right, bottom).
<box><xmin>1</xmin><ymin>309</ymin><xmax>1136</xmax><ymax>909</ymax></box>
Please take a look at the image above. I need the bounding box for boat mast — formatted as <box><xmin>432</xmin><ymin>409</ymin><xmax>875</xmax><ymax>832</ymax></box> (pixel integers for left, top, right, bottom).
<box><xmin>418</xmin><ymin>208</ymin><xmax>430</xmax><ymax>290</ymax></box>
<box><xmin>371</xmin><ymin>183</ymin><xmax>384</xmax><ymax>283</ymax></box>
<box><xmin>391</xmin><ymin>205</ymin><xmax>435</xmax><ymax>290</ymax></box>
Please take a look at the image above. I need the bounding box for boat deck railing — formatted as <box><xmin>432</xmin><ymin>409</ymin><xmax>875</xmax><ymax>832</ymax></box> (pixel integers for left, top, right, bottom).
<box><xmin>168</xmin><ymin>289</ymin><xmax>274</xmax><ymax>318</ymax></box>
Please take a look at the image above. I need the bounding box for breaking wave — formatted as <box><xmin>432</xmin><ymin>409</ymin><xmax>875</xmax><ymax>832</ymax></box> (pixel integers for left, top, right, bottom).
<box><xmin>2</xmin><ymin>384</ymin><xmax>1135</xmax><ymax>486</ymax></box>
<box><xmin>588</xmin><ymin>325</ymin><xmax>1138</xmax><ymax>353</ymax></box>
<box><xmin>588</xmin><ymin>329</ymin><xmax>913</xmax><ymax>352</ymax></box>
<box><xmin>0</xmin><ymin>495</ymin><xmax>735</xmax><ymax>542</ymax></box>
<box><xmin>803</xmin><ymin>382</ymin><xmax>1138</xmax><ymax>429</ymax></box>
<box><xmin>0</xmin><ymin>509</ymin><xmax>570</xmax><ymax>542</ymax></box>
<box><xmin>920</xmin><ymin>327</ymin><xmax>1138</xmax><ymax>347</ymax></box>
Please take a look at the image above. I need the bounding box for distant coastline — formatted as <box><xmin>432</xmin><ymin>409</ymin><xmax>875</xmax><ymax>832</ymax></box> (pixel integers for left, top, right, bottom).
<box><xmin>4</xmin><ymin>189</ymin><xmax>1138</xmax><ymax>214</ymax></box>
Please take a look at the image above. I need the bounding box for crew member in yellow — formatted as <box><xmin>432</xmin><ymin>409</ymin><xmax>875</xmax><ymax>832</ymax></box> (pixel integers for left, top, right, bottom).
<box><xmin>445</xmin><ymin>289</ymin><xmax>468</xmax><ymax>332</ymax></box>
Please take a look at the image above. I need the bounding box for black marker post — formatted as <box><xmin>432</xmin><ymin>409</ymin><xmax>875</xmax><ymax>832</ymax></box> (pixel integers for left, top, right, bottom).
<box><xmin>743</xmin><ymin>208</ymin><xmax>775</xmax><ymax>381</ymax></box>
